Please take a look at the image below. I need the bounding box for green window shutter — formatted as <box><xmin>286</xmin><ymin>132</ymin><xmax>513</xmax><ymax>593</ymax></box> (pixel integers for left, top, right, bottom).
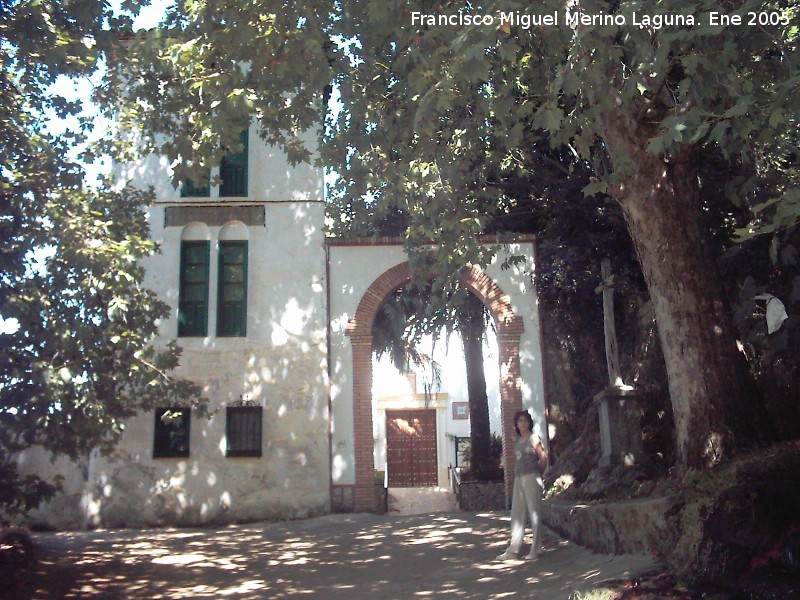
<box><xmin>220</xmin><ymin>129</ymin><xmax>249</xmax><ymax>197</ymax></box>
<box><xmin>178</xmin><ymin>241</ymin><xmax>210</xmax><ymax>337</ymax></box>
<box><xmin>180</xmin><ymin>170</ymin><xmax>211</xmax><ymax>197</ymax></box>
<box><xmin>217</xmin><ymin>241</ymin><xmax>248</xmax><ymax>337</ymax></box>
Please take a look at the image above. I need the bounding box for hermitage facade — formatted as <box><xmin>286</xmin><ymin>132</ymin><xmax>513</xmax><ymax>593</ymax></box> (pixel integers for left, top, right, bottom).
<box><xmin>18</xmin><ymin>125</ymin><xmax>547</xmax><ymax>529</ymax></box>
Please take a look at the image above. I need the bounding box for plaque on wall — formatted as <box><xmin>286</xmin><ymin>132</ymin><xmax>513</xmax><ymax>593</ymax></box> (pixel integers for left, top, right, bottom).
<box><xmin>165</xmin><ymin>205</ymin><xmax>265</xmax><ymax>227</ymax></box>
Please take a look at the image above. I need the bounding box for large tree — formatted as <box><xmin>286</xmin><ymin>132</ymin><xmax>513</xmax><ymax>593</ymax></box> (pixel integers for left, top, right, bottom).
<box><xmin>116</xmin><ymin>0</ymin><xmax>798</xmax><ymax>469</ymax></box>
<box><xmin>0</xmin><ymin>0</ymin><xmax>204</xmax><ymax>515</ymax></box>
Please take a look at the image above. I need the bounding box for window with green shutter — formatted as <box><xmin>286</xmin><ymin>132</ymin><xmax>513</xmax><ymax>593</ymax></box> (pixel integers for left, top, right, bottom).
<box><xmin>220</xmin><ymin>129</ymin><xmax>248</xmax><ymax>197</ymax></box>
<box><xmin>226</xmin><ymin>406</ymin><xmax>262</xmax><ymax>457</ymax></box>
<box><xmin>217</xmin><ymin>241</ymin><xmax>248</xmax><ymax>337</ymax></box>
<box><xmin>180</xmin><ymin>171</ymin><xmax>211</xmax><ymax>197</ymax></box>
<box><xmin>178</xmin><ymin>241</ymin><xmax>210</xmax><ymax>337</ymax></box>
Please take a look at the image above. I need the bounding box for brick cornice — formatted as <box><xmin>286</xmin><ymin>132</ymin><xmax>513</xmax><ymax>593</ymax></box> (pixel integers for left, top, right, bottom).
<box><xmin>325</xmin><ymin>234</ymin><xmax>536</xmax><ymax>247</ymax></box>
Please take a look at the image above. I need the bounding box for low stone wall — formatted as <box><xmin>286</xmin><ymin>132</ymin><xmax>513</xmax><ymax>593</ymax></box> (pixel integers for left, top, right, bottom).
<box><xmin>458</xmin><ymin>481</ymin><xmax>507</xmax><ymax>511</ymax></box>
<box><xmin>375</xmin><ymin>482</ymin><xmax>388</xmax><ymax>514</ymax></box>
<box><xmin>543</xmin><ymin>497</ymin><xmax>677</xmax><ymax>556</ymax></box>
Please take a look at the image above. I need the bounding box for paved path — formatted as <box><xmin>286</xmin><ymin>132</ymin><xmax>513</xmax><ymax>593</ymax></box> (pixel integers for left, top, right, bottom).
<box><xmin>388</xmin><ymin>486</ymin><xmax>458</xmax><ymax>515</ymax></box>
<box><xmin>22</xmin><ymin>511</ymin><xmax>659</xmax><ymax>599</ymax></box>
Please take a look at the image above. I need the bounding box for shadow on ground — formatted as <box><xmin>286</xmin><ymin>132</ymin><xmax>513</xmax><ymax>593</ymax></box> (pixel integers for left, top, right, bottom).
<box><xmin>15</xmin><ymin>511</ymin><xmax>657</xmax><ymax>599</ymax></box>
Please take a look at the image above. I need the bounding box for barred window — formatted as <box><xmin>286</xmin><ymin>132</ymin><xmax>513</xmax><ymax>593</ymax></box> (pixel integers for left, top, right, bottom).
<box><xmin>226</xmin><ymin>406</ymin><xmax>262</xmax><ymax>457</ymax></box>
<box><xmin>180</xmin><ymin>171</ymin><xmax>211</xmax><ymax>198</ymax></box>
<box><xmin>153</xmin><ymin>407</ymin><xmax>191</xmax><ymax>458</ymax></box>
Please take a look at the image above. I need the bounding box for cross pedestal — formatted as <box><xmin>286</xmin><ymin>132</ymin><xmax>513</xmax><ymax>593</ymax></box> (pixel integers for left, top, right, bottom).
<box><xmin>595</xmin><ymin>386</ymin><xmax>646</xmax><ymax>467</ymax></box>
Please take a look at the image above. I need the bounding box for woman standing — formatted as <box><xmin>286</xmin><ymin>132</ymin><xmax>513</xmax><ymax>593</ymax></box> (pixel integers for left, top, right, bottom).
<box><xmin>497</xmin><ymin>410</ymin><xmax>548</xmax><ymax>561</ymax></box>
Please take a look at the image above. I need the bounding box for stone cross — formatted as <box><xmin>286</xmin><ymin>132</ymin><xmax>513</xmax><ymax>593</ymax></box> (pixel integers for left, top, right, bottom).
<box><xmin>595</xmin><ymin>258</ymin><xmax>624</xmax><ymax>388</ymax></box>
<box><xmin>593</xmin><ymin>258</ymin><xmax>642</xmax><ymax>466</ymax></box>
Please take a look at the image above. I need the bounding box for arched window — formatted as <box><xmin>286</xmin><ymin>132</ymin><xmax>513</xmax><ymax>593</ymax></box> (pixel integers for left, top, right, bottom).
<box><xmin>178</xmin><ymin>223</ymin><xmax>211</xmax><ymax>337</ymax></box>
<box><xmin>217</xmin><ymin>222</ymin><xmax>249</xmax><ymax>337</ymax></box>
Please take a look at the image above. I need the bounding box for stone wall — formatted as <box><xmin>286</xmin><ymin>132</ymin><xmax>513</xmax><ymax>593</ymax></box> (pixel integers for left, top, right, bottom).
<box><xmin>458</xmin><ymin>481</ymin><xmax>507</xmax><ymax>511</ymax></box>
<box><xmin>81</xmin><ymin>336</ymin><xmax>331</xmax><ymax>528</ymax></box>
<box><xmin>542</xmin><ymin>497</ymin><xmax>677</xmax><ymax>555</ymax></box>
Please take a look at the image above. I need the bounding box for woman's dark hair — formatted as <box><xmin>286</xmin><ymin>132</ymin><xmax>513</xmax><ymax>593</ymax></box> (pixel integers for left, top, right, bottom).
<box><xmin>513</xmin><ymin>410</ymin><xmax>533</xmax><ymax>436</ymax></box>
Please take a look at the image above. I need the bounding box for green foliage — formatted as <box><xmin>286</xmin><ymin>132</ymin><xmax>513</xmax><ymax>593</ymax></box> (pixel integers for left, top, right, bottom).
<box><xmin>107</xmin><ymin>0</ymin><xmax>800</xmax><ymax>264</ymax></box>
<box><xmin>110</xmin><ymin>0</ymin><xmax>337</xmax><ymax>186</ymax></box>
<box><xmin>458</xmin><ymin>432</ymin><xmax>504</xmax><ymax>481</ymax></box>
<box><xmin>0</xmin><ymin>185</ymin><xmax>206</xmax><ymax>514</ymax></box>
<box><xmin>1</xmin><ymin>1</ymin><xmax>205</xmax><ymax>515</ymax></box>
<box><xmin>115</xmin><ymin>0</ymin><xmax>799</xmax><ymax>270</ymax></box>
<box><xmin>328</xmin><ymin>0</ymin><xmax>799</xmax><ymax>256</ymax></box>
<box><xmin>109</xmin><ymin>1</ymin><xmax>799</xmax><ymax>466</ymax></box>
<box><xmin>372</xmin><ymin>288</ymin><xmax>444</xmax><ymax>400</ymax></box>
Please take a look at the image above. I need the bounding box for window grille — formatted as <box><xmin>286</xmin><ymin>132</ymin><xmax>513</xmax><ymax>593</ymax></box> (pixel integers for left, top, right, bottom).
<box><xmin>226</xmin><ymin>406</ymin><xmax>262</xmax><ymax>457</ymax></box>
<box><xmin>180</xmin><ymin>171</ymin><xmax>210</xmax><ymax>197</ymax></box>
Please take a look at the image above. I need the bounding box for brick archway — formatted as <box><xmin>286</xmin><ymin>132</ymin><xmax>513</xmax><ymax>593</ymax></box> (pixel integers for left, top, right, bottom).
<box><xmin>345</xmin><ymin>262</ymin><xmax>524</xmax><ymax>511</ymax></box>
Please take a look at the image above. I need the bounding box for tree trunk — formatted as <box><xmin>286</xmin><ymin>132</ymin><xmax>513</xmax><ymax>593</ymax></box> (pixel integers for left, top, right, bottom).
<box><xmin>601</xmin><ymin>120</ymin><xmax>775</xmax><ymax>469</ymax></box>
<box><xmin>459</xmin><ymin>295</ymin><xmax>493</xmax><ymax>480</ymax></box>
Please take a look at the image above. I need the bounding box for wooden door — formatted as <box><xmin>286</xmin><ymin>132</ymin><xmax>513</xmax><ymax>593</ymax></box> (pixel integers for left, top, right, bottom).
<box><xmin>386</xmin><ymin>409</ymin><xmax>438</xmax><ymax>487</ymax></box>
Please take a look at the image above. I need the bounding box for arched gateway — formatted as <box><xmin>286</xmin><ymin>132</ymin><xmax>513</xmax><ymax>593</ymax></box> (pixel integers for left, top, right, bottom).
<box><xmin>327</xmin><ymin>237</ymin><xmax>546</xmax><ymax>512</ymax></box>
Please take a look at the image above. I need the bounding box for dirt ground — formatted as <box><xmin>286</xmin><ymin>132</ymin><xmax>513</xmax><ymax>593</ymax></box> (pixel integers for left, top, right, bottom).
<box><xmin>7</xmin><ymin>511</ymin><xmax>660</xmax><ymax>599</ymax></box>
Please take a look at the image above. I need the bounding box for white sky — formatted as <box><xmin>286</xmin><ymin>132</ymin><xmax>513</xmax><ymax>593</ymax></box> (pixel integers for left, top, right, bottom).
<box><xmin>133</xmin><ymin>0</ymin><xmax>174</xmax><ymax>28</ymax></box>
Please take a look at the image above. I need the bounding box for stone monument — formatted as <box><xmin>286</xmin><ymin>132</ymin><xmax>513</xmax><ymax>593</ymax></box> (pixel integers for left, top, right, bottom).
<box><xmin>594</xmin><ymin>258</ymin><xmax>646</xmax><ymax>467</ymax></box>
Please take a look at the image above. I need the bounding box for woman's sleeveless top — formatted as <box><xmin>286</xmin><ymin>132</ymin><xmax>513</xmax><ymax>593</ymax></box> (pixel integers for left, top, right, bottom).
<box><xmin>514</xmin><ymin>436</ymin><xmax>541</xmax><ymax>476</ymax></box>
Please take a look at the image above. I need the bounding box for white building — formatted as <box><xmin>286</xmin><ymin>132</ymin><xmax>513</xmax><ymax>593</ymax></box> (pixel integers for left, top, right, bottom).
<box><xmin>17</xmin><ymin>124</ymin><xmax>547</xmax><ymax>529</ymax></box>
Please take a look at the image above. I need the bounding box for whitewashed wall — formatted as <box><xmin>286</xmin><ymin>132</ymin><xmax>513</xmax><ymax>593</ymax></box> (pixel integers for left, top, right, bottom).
<box><xmin>15</xmin><ymin>123</ymin><xmax>546</xmax><ymax>528</ymax></box>
<box><xmin>116</xmin><ymin>125</ymin><xmax>323</xmax><ymax>202</ymax></box>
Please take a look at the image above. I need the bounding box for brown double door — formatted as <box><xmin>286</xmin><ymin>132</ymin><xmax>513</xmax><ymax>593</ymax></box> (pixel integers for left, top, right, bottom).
<box><xmin>385</xmin><ymin>409</ymin><xmax>438</xmax><ymax>487</ymax></box>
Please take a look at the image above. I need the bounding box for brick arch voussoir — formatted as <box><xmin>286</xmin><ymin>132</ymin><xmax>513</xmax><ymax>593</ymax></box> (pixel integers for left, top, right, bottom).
<box><xmin>346</xmin><ymin>263</ymin><xmax>522</xmax><ymax>339</ymax></box>
<box><xmin>346</xmin><ymin>262</ymin><xmax>411</xmax><ymax>339</ymax></box>
<box><xmin>459</xmin><ymin>267</ymin><xmax>523</xmax><ymax>337</ymax></box>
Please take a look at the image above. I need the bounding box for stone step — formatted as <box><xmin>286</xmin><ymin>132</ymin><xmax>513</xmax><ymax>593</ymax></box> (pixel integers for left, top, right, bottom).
<box><xmin>388</xmin><ymin>487</ymin><xmax>458</xmax><ymax>515</ymax></box>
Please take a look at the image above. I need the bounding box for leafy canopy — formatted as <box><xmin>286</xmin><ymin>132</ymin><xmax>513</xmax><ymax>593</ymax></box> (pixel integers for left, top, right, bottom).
<box><xmin>1</xmin><ymin>0</ymin><xmax>204</xmax><ymax>516</ymax></box>
<box><xmin>116</xmin><ymin>1</ymin><xmax>798</xmax><ymax>260</ymax></box>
